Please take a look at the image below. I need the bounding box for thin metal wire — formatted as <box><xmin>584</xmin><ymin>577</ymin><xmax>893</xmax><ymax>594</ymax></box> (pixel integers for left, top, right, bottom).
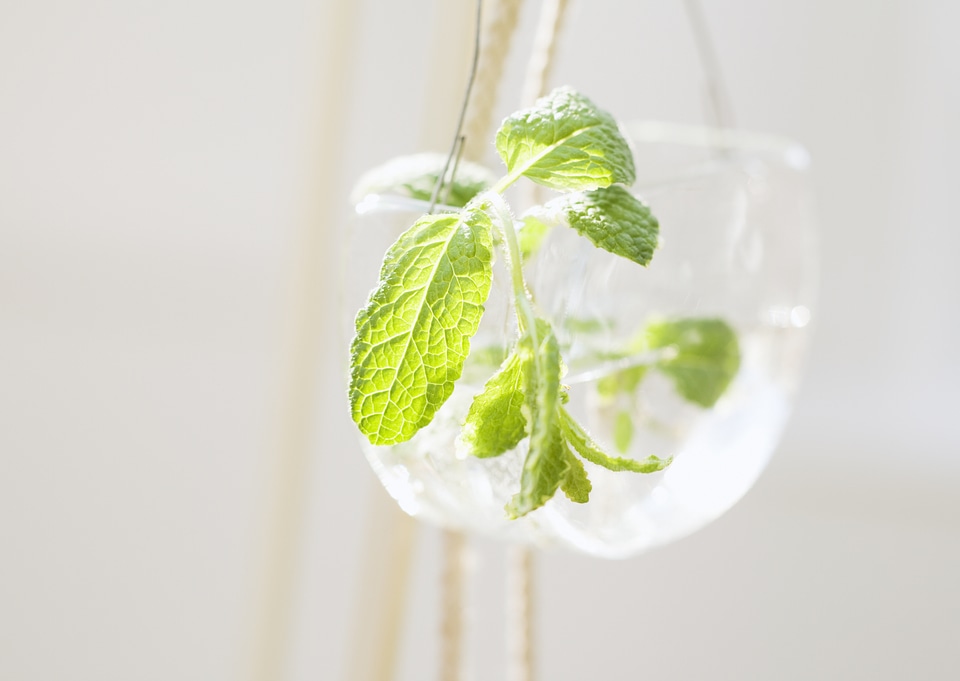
<box><xmin>461</xmin><ymin>0</ymin><xmax>526</xmax><ymax>162</ymax></box>
<box><xmin>430</xmin><ymin>0</ymin><xmax>483</xmax><ymax>212</ymax></box>
<box><xmin>443</xmin><ymin>135</ymin><xmax>467</xmax><ymax>207</ymax></box>
<box><xmin>433</xmin><ymin>4</ymin><xmax>484</xmax><ymax>681</ymax></box>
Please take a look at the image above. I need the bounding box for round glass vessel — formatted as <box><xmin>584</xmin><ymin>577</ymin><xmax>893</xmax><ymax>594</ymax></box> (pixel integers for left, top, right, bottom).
<box><xmin>343</xmin><ymin>123</ymin><xmax>817</xmax><ymax>558</ymax></box>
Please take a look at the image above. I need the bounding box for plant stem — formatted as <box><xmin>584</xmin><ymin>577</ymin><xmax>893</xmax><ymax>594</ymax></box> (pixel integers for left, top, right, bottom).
<box><xmin>490</xmin><ymin>171</ymin><xmax>523</xmax><ymax>196</ymax></box>
<box><xmin>484</xmin><ymin>192</ymin><xmax>538</xmax><ymax>344</ymax></box>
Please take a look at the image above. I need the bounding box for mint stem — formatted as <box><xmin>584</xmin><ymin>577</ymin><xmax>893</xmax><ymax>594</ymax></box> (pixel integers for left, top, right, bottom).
<box><xmin>484</xmin><ymin>192</ymin><xmax>539</xmax><ymax>344</ymax></box>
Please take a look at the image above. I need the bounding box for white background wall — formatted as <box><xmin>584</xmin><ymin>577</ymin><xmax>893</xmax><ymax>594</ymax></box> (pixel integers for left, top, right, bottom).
<box><xmin>1</xmin><ymin>1</ymin><xmax>958</xmax><ymax>680</ymax></box>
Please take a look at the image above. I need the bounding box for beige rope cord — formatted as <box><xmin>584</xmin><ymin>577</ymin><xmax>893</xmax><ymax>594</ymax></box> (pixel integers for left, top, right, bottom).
<box><xmin>245</xmin><ymin>2</ymin><xmax>361</xmax><ymax>681</ymax></box>
<box><xmin>440</xmin><ymin>530</ymin><xmax>468</xmax><ymax>681</ymax></box>
<box><xmin>506</xmin><ymin>546</ymin><xmax>536</xmax><ymax>681</ymax></box>
<box><xmin>439</xmin><ymin>0</ymin><xmax>526</xmax><ymax>678</ymax></box>
<box><xmin>520</xmin><ymin>0</ymin><xmax>570</xmax><ymax>106</ymax></box>
<box><xmin>506</xmin><ymin>3</ymin><xmax>573</xmax><ymax>680</ymax></box>
<box><xmin>461</xmin><ymin>0</ymin><xmax>526</xmax><ymax>162</ymax></box>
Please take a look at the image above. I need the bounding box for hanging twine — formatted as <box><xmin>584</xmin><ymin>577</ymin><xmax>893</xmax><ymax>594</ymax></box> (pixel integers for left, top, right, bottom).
<box><xmin>505</xmin><ymin>4</ymin><xmax>572</xmax><ymax>681</ymax></box>
<box><xmin>520</xmin><ymin>0</ymin><xmax>570</xmax><ymax>106</ymax></box>
<box><xmin>506</xmin><ymin>546</ymin><xmax>536</xmax><ymax>681</ymax></box>
<box><xmin>461</xmin><ymin>0</ymin><xmax>526</xmax><ymax>162</ymax></box>
<box><xmin>439</xmin><ymin>1</ymin><xmax>524</xmax><ymax>680</ymax></box>
<box><xmin>440</xmin><ymin>530</ymin><xmax>468</xmax><ymax>681</ymax></box>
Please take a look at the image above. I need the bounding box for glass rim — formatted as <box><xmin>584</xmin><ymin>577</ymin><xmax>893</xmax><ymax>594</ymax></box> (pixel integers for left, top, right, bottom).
<box><xmin>353</xmin><ymin>121</ymin><xmax>811</xmax><ymax>216</ymax></box>
<box><xmin>624</xmin><ymin>120</ymin><xmax>811</xmax><ymax>168</ymax></box>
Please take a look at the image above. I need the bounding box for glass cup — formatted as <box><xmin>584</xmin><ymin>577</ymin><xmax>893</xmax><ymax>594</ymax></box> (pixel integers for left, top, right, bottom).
<box><xmin>342</xmin><ymin>122</ymin><xmax>817</xmax><ymax>558</ymax></box>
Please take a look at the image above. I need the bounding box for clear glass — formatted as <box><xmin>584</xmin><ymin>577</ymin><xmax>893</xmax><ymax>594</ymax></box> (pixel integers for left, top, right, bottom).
<box><xmin>342</xmin><ymin>123</ymin><xmax>817</xmax><ymax>558</ymax></box>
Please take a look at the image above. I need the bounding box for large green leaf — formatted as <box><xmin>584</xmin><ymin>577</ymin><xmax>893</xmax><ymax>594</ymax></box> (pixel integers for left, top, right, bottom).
<box><xmin>647</xmin><ymin>318</ymin><xmax>741</xmax><ymax>408</ymax></box>
<box><xmin>350</xmin><ymin>210</ymin><xmax>493</xmax><ymax>445</ymax></box>
<box><xmin>552</xmin><ymin>185</ymin><xmax>659</xmax><ymax>266</ymax></box>
<box><xmin>495</xmin><ymin>87</ymin><xmax>636</xmax><ymax>192</ymax></box>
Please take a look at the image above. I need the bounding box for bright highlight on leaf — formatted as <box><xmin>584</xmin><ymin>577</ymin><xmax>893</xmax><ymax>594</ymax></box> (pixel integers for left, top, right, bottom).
<box><xmin>350</xmin><ymin>209</ymin><xmax>493</xmax><ymax>445</ymax></box>
<box><xmin>349</xmin><ymin>86</ymin><xmax>740</xmax><ymax>520</ymax></box>
<box><xmin>495</xmin><ymin>87</ymin><xmax>636</xmax><ymax>191</ymax></box>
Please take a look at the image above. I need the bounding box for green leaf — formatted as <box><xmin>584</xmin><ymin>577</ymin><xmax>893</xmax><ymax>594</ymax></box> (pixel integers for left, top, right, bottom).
<box><xmin>495</xmin><ymin>87</ymin><xmax>636</xmax><ymax>192</ymax></box>
<box><xmin>461</xmin><ymin>344</ymin><xmax>509</xmax><ymax>384</ymax></box>
<box><xmin>462</xmin><ymin>350</ymin><xmax>527</xmax><ymax>458</ymax></box>
<box><xmin>561</xmin><ymin>408</ymin><xmax>672</xmax><ymax>473</ymax></box>
<box><xmin>596</xmin><ymin>364</ymin><xmax>648</xmax><ymax>399</ymax></box>
<box><xmin>613</xmin><ymin>410</ymin><xmax>634</xmax><ymax>453</ymax></box>
<box><xmin>350</xmin><ymin>153</ymin><xmax>497</xmax><ymax>208</ymax></box>
<box><xmin>350</xmin><ymin>209</ymin><xmax>493</xmax><ymax>445</ymax></box>
<box><xmin>647</xmin><ymin>318</ymin><xmax>741</xmax><ymax>408</ymax></box>
<box><xmin>563</xmin><ymin>316</ymin><xmax>612</xmax><ymax>334</ymax></box>
<box><xmin>551</xmin><ymin>185</ymin><xmax>659</xmax><ymax>266</ymax></box>
<box><xmin>517</xmin><ymin>214</ymin><xmax>552</xmax><ymax>259</ymax></box>
<box><xmin>560</xmin><ymin>446</ymin><xmax>592</xmax><ymax>503</ymax></box>
<box><xmin>506</xmin><ymin>327</ymin><xmax>568</xmax><ymax>518</ymax></box>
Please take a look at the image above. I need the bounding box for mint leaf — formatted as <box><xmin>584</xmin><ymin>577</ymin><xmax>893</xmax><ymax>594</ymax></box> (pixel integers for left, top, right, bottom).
<box><xmin>461</xmin><ymin>344</ymin><xmax>509</xmax><ymax>384</ymax></box>
<box><xmin>613</xmin><ymin>410</ymin><xmax>634</xmax><ymax>453</ymax></box>
<box><xmin>563</xmin><ymin>317</ymin><xmax>611</xmax><ymax>334</ymax></box>
<box><xmin>551</xmin><ymin>185</ymin><xmax>659</xmax><ymax>266</ymax></box>
<box><xmin>495</xmin><ymin>87</ymin><xmax>636</xmax><ymax>192</ymax></box>
<box><xmin>351</xmin><ymin>153</ymin><xmax>496</xmax><ymax>208</ymax></box>
<box><xmin>560</xmin><ymin>408</ymin><xmax>672</xmax><ymax>473</ymax></box>
<box><xmin>647</xmin><ymin>318</ymin><xmax>740</xmax><ymax>408</ymax></box>
<box><xmin>461</xmin><ymin>350</ymin><xmax>527</xmax><ymax>458</ymax></box>
<box><xmin>560</xmin><ymin>447</ymin><xmax>592</xmax><ymax>503</ymax></box>
<box><xmin>350</xmin><ymin>209</ymin><xmax>493</xmax><ymax>445</ymax></box>
<box><xmin>596</xmin><ymin>364</ymin><xmax>648</xmax><ymax>399</ymax></box>
<box><xmin>517</xmin><ymin>214</ymin><xmax>552</xmax><ymax>259</ymax></box>
<box><xmin>506</xmin><ymin>327</ymin><xmax>567</xmax><ymax>518</ymax></box>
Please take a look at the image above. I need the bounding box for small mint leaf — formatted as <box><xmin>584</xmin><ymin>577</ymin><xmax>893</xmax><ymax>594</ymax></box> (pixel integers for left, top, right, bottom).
<box><xmin>350</xmin><ymin>209</ymin><xmax>493</xmax><ymax>445</ymax></box>
<box><xmin>350</xmin><ymin>153</ymin><xmax>497</xmax><ymax>208</ymax></box>
<box><xmin>551</xmin><ymin>185</ymin><xmax>659</xmax><ymax>266</ymax></box>
<box><xmin>462</xmin><ymin>350</ymin><xmax>527</xmax><ymax>458</ymax></box>
<box><xmin>517</xmin><ymin>214</ymin><xmax>552</xmax><ymax>259</ymax></box>
<box><xmin>597</xmin><ymin>364</ymin><xmax>648</xmax><ymax>400</ymax></box>
<box><xmin>560</xmin><ymin>408</ymin><xmax>672</xmax><ymax>473</ymax></box>
<box><xmin>506</xmin><ymin>326</ymin><xmax>568</xmax><ymax>518</ymax></box>
<box><xmin>613</xmin><ymin>410</ymin><xmax>634</xmax><ymax>453</ymax></box>
<box><xmin>495</xmin><ymin>87</ymin><xmax>636</xmax><ymax>192</ymax></box>
<box><xmin>646</xmin><ymin>318</ymin><xmax>740</xmax><ymax>408</ymax></box>
<box><xmin>560</xmin><ymin>446</ymin><xmax>591</xmax><ymax>503</ymax></box>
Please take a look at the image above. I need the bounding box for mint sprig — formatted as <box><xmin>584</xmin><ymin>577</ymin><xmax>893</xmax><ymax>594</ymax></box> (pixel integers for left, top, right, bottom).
<box><xmin>349</xmin><ymin>87</ymin><xmax>739</xmax><ymax>518</ymax></box>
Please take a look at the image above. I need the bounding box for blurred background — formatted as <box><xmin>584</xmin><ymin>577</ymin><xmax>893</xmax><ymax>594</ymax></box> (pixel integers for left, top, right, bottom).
<box><xmin>1</xmin><ymin>1</ymin><xmax>958</xmax><ymax>679</ymax></box>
